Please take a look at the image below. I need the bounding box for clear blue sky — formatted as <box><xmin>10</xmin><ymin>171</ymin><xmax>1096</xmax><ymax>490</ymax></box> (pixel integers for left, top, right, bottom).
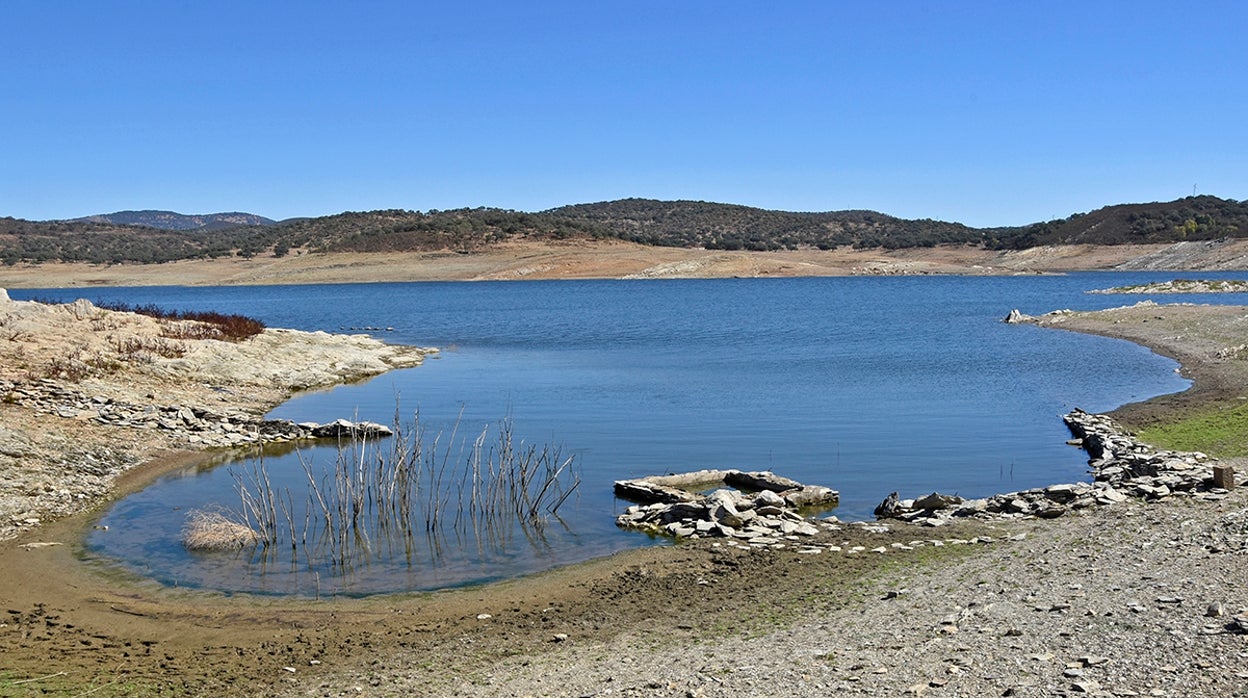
<box><xmin>2</xmin><ymin>1</ymin><xmax>1244</xmax><ymax>227</ymax></box>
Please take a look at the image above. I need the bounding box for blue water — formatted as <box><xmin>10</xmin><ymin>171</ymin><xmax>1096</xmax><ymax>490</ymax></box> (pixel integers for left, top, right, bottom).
<box><xmin>14</xmin><ymin>272</ymin><xmax>1247</xmax><ymax>595</ymax></box>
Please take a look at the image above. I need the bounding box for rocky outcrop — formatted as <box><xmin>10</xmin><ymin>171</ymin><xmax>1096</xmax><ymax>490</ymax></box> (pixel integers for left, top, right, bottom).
<box><xmin>1087</xmin><ymin>278</ymin><xmax>1248</xmax><ymax>295</ymax></box>
<box><xmin>1003</xmin><ymin>308</ymin><xmax>1032</xmax><ymax>324</ymax></box>
<box><xmin>875</xmin><ymin>408</ymin><xmax>1236</xmax><ymax>525</ymax></box>
<box><xmin>0</xmin><ymin>378</ymin><xmax>391</xmax><ymax>449</ymax></box>
<box><xmin>615</xmin><ymin>470</ymin><xmax>838</xmax><ymax>546</ymax></box>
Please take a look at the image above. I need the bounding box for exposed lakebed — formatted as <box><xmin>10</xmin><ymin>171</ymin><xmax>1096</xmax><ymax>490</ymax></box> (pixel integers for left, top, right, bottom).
<box><xmin>15</xmin><ymin>273</ymin><xmax>1248</xmax><ymax>595</ymax></box>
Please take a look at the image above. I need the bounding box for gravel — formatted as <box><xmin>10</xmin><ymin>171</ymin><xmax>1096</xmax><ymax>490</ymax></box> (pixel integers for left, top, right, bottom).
<box><xmin>332</xmin><ymin>487</ymin><xmax>1248</xmax><ymax>698</ymax></box>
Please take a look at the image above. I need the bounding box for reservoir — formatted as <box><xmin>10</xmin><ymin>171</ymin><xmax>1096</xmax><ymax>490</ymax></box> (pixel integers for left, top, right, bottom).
<box><xmin>15</xmin><ymin>272</ymin><xmax>1244</xmax><ymax>595</ymax></box>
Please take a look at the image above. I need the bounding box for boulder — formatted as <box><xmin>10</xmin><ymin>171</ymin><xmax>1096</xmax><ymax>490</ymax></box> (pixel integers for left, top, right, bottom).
<box><xmin>912</xmin><ymin>492</ymin><xmax>963</xmax><ymax>511</ymax></box>
<box><xmin>1043</xmin><ymin>483</ymin><xmax>1080</xmax><ymax>503</ymax></box>
<box><xmin>754</xmin><ymin>490</ymin><xmax>785</xmax><ymax>508</ymax></box>
<box><xmin>613</xmin><ymin>478</ymin><xmax>699</xmax><ymax>504</ymax></box>
<box><xmin>783</xmin><ymin>485</ymin><xmax>839</xmax><ymax>508</ymax></box>
<box><xmin>309</xmin><ymin>418</ymin><xmax>393</xmax><ymax>438</ymax></box>
<box><xmin>874</xmin><ymin>492</ymin><xmax>902</xmax><ymax>519</ymax></box>
<box><xmin>724</xmin><ymin>470</ymin><xmax>803</xmax><ymax>493</ymax></box>
<box><xmin>1003</xmin><ymin>309</ymin><xmax>1031</xmax><ymax>324</ymax></box>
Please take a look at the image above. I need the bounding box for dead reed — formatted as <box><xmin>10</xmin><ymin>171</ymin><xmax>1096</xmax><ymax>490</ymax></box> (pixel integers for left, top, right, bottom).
<box><xmin>182</xmin><ymin>509</ymin><xmax>261</xmax><ymax>551</ymax></box>
<box><xmin>227</xmin><ymin>412</ymin><xmax>581</xmax><ymax>572</ymax></box>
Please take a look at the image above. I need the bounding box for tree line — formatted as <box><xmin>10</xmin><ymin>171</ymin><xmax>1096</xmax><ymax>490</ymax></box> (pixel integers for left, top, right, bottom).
<box><xmin>2</xmin><ymin>195</ymin><xmax>1245</xmax><ymax>265</ymax></box>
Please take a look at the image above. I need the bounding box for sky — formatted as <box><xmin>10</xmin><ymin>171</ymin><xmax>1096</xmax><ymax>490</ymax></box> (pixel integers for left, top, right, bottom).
<box><xmin>1</xmin><ymin>1</ymin><xmax>1245</xmax><ymax>227</ymax></box>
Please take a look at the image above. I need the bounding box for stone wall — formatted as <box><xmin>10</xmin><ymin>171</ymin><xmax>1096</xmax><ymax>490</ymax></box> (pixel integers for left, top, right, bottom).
<box><xmin>874</xmin><ymin>409</ymin><xmax>1236</xmax><ymax>526</ymax></box>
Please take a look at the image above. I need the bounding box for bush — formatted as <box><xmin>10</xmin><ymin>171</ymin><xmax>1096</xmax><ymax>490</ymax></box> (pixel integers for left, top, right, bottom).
<box><xmin>94</xmin><ymin>301</ymin><xmax>266</xmax><ymax>341</ymax></box>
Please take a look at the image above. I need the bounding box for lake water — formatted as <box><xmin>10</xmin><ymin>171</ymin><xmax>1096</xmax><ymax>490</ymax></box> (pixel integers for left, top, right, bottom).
<box><xmin>14</xmin><ymin>272</ymin><xmax>1248</xmax><ymax>596</ymax></box>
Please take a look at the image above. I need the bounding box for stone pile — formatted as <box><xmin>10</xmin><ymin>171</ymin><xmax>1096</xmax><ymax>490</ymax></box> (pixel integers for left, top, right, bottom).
<box><xmin>614</xmin><ymin>469</ymin><xmax>838</xmax><ymax>544</ymax></box>
<box><xmin>1</xmin><ymin>378</ymin><xmax>391</xmax><ymax>449</ymax></box>
<box><xmin>875</xmin><ymin>408</ymin><xmax>1236</xmax><ymax>525</ymax></box>
<box><xmin>1064</xmin><ymin>408</ymin><xmax>1223</xmax><ymax>496</ymax></box>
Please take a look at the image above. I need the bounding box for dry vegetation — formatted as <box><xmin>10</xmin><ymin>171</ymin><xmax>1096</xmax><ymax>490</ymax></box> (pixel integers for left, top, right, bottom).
<box><xmin>182</xmin><ymin>509</ymin><xmax>260</xmax><ymax>551</ymax></box>
<box><xmin>226</xmin><ymin>415</ymin><xmax>579</xmax><ymax>572</ymax></box>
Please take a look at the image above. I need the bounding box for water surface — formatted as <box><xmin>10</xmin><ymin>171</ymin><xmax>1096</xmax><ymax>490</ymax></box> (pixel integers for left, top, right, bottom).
<box><xmin>16</xmin><ymin>273</ymin><xmax>1246</xmax><ymax>595</ymax></box>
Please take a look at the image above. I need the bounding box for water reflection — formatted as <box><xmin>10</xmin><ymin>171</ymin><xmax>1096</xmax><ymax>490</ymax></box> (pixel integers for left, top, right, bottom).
<box><xmin>180</xmin><ymin>414</ymin><xmax>581</xmax><ymax>594</ymax></box>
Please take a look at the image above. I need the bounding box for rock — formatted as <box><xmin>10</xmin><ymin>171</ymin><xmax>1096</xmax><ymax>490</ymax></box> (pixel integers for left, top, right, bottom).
<box><xmin>614</xmin><ymin>479</ymin><xmax>700</xmax><ymax>504</ymax></box>
<box><xmin>615</xmin><ymin>470</ymin><xmax>838</xmax><ymax>548</ymax></box>
<box><xmin>310</xmin><ymin>418</ymin><xmax>393</xmax><ymax>439</ymax></box>
<box><xmin>706</xmin><ymin>489</ymin><xmax>743</xmax><ymax>522</ymax></box>
<box><xmin>783</xmin><ymin>485</ymin><xmax>839</xmax><ymax>508</ymax></box>
<box><xmin>879</xmin><ymin>408</ymin><xmax>1224</xmax><ymax>528</ymax></box>
<box><xmin>754</xmin><ymin>490</ymin><xmax>785</xmax><ymax>508</ymax></box>
<box><xmin>874</xmin><ymin>492</ymin><xmax>902</xmax><ymax>519</ymax></box>
<box><xmin>1213</xmin><ymin>464</ymin><xmax>1235</xmax><ymax>489</ymax></box>
<box><xmin>659</xmin><ymin>502</ymin><xmax>707</xmax><ymax>524</ymax></box>
<box><xmin>1095</xmin><ymin>487</ymin><xmax>1128</xmax><ymax>505</ymax></box>
<box><xmin>912</xmin><ymin>492</ymin><xmax>963</xmax><ymax>511</ymax></box>
<box><xmin>1044</xmin><ymin>483</ymin><xmax>1080</xmax><ymax>503</ymax></box>
<box><xmin>724</xmin><ymin>470</ymin><xmax>802</xmax><ymax>492</ymax></box>
<box><xmin>1004</xmin><ymin>308</ymin><xmax>1031</xmax><ymax>324</ymax></box>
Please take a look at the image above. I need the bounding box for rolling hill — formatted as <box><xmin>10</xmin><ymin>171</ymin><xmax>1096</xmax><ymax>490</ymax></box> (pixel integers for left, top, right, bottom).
<box><xmin>71</xmin><ymin>210</ymin><xmax>277</xmax><ymax>231</ymax></box>
<box><xmin>1</xmin><ymin>195</ymin><xmax>1244</xmax><ymax>266</ymax></box>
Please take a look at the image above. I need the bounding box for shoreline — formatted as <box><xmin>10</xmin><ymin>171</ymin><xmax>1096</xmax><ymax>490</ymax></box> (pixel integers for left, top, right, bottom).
<box><xmin>4</xmin><ymin>238</ymin><xmax>1248</xmax><ymax>288</ymax></box>
<box><xmin>1021</xmin><ymin>302</ymin><xmax>1248</xmax><ymax>430</ymax></box>
<box><xmin>0</xmin><ymin>294</ymin><xmax>434</xmax><ymax>541</ymax></box>
<box><xmin>1</xmin><ymin>296</ymin><xmax>1246</xmax><ymax>695</ymax></box>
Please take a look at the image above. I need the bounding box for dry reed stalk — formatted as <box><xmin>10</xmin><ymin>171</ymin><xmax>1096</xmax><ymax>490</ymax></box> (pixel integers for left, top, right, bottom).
<box><xmin>226</xmin><ymin>411</ymin><xmax>581</xmax><ymax>575</ymax></box>
<box><xmin>183</xmin><ymin>509</ymin><xmax>260</xmax><ymax>551</ymax></box>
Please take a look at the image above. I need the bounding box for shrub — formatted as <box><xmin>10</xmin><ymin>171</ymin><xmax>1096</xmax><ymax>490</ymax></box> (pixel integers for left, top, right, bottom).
<box><xmin>94</xmin><ymin>301</ymin><xmax>266</xmax><ymax>341</ymax></box>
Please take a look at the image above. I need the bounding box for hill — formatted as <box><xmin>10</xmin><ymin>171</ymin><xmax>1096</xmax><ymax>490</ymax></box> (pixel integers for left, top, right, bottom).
<box><xmin>71</xmin><ymin>210</ymin><xmax>276</xmax><ymax>231</ymax></box>
<box><xmin>1</xmin><ymin>195</ymin><xmax>1246</xmax><ymax>266</ymax></box>
<box><xmin>0</xmin><ymin>217</ymin><xmax>216</xmax><ymax>265</ymax></box>
<box><xmin>546</xmin><ymin>198</ymin><xmax>992</xmax><ymax>250</ymax></box>
<box><xmin>997</xmin><ymin>195</ymin><xmax>1248</xmax><ymax>249</ymax></box>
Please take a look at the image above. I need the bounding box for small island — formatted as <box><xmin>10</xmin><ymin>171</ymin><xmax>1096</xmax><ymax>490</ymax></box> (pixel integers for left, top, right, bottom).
<box><xmin>1088</xmin><ymin>278</ymin><xmax>1248</xmax><ymax>294</ymax></box>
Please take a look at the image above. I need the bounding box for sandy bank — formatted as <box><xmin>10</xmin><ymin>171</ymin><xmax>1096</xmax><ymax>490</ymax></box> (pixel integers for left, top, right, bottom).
<box><xmin>6</xmin><ymin>238</ymin><xmax>1248</xmax><ymax>289</ymax></box>
<box><xmin>0</xmin><ymin>293</ymin><xmax>434</xmax><ymax>541</ymax></box>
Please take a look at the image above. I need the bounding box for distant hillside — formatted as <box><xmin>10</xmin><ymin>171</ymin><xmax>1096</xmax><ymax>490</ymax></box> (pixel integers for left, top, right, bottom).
<box><xmin>72</xmin><ymin>210</ymin><xmax>276</xmax><ymax>231</ymax></box>
<box><xmin>0</xmin><ymin>217</ymin><xmax>243</xmax><ymax>264</ymax></box>
<box><xmin>995</xmin><ymin>196</ymin><xmax>1248</xmax><ymax>249</ymax></box>
<box><xmin>1</xmin><ymin>195</ymin><xmax>1245</xmax><ymax>265</ymax></box>
<box><xmin>253</xmin><ymin>208</ymin><xmax>600</xmax><ymax>254</ymax></box>
<box><xmin>546</xmin><ymin>199</ymin><xmax>991</xmax><ymax>250</ymax></box>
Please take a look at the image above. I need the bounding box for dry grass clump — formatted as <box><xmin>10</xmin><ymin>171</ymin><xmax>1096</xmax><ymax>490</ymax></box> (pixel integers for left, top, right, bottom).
<box><xmin>183</xmin><ymin>509</ymin><xmax>260</xmax><ymax>551</ymax></box>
